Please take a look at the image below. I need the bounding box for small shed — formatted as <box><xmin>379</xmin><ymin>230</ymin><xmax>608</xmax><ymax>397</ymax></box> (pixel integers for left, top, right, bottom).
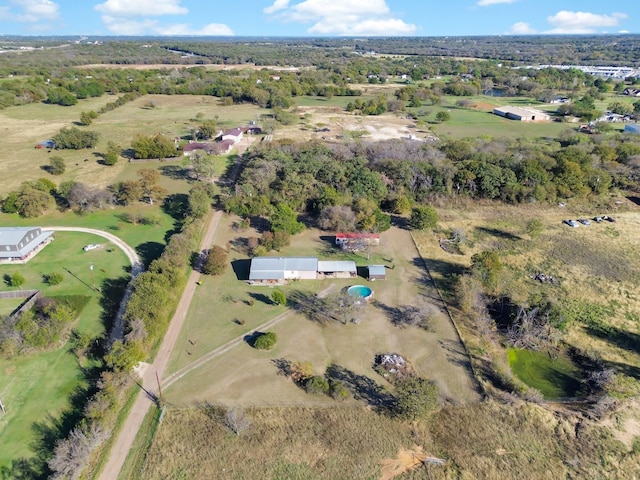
<box><xmin>624</xmin><ymin>124</ymin><xmax>640</xmax><ymax>135</ymax></box>
<box><xmin>317</xmin><ymin>260</ymin><xmax>357</xmax><ymax>279</ymax></box>
<box><xmin>368</xmin><ymin>265</ymin><xmax>386</xmax><ymax>281</ymax></box>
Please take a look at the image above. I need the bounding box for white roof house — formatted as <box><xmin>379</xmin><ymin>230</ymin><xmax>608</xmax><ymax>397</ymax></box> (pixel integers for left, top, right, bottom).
<box><xmin>249</xmin><ymin>257</ymin><xmax>318</xmax><ymax>284</ymax></box>
<box><xmin>0</xmin><ymin>227</ymin><xmax>54</xmax><ymax>261</ymax></box>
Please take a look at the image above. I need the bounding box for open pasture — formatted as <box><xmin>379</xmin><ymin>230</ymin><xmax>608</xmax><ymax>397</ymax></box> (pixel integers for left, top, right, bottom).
<box><xmin>163</xmin><ymin>213</ymin><xmax>480</xmax><ymax>408</ymax></box>
<box><xmin>0</xmin><ymin>94</ymin><xmax>267</xmax><ymax>195</ymax></box>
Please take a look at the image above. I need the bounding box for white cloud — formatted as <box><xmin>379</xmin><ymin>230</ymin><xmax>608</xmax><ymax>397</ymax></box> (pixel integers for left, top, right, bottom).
<box><xmin>477</xmin><ymin>0</ymin><xmax>516</xmax><ymax>6</ymax></box>
<box><xmin>95</xmin><ymin>0</ymin><xmax>188</xmax><ymax>17</ymax></box>
<box><xmin>546</xmin><ymin>11</ymin><xmax>627</xmax><ymax>34</ymax></box>
<box><xmin>100</xmin><ymin>15</ymin><xmax>159</xmax><ymax>35</ymax></box>
<box><xmin>509</xmin><ymin>22</ymin><xmax>537</xmax><ymax>34</ymax></box>
<box><xmin>161</xmin><ymin>23</ymin><xmax>234</xmax><ymax>36</ymax></box>
<box><xmin>3</xmin><ymin>0</ymin><xmax>60</xmax><ymax>23</ymax></box>
<box><xmin>264</xmin><ymin>0</ymin><xmax>290</xmax><ymax>15</ymax></box>
<box><xmin>265</xmin><ymin>0</ymin><xmax>415</xmax><ymax>36</ymax></box>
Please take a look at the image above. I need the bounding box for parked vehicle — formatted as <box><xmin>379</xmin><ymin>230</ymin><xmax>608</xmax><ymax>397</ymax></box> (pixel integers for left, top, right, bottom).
<box><xmin>603</xmin><ymin>215</ymin><xmax>616</xmax><ymax>222</ymax></box>
<box><xmin>578</xmin><ymin>218</ymin><xmax>591</xmax><ymax>226</ymax></box>
<box><xmin>83</xmin><ymin>244</ymin><xmax>100</xmax><ymax>251</ymax></box>
<box><xmin>563</xmin><ymin>220</ymin><xmax>580</xmax><ymax>227</ymax></box>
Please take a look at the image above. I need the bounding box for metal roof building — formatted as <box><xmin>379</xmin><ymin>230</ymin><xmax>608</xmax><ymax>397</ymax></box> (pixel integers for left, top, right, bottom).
<box><xmin>0</xmin><ymin>227</ymin><xmax>54</xmax><ymax>262</ymax></box>
<box><xmin>249</xmin><ymin>257</ymin><xmax>318</xmax><ymax>284</ymax></box>
<box><xmin>317</xmin><ymin>260</ymin><xmax>357</xmax><ymax>278</ymax></box>
<box><xmin>368</xmin><ymin>265</ymin><xmax>386</xmax><ymax>281</ymax></box>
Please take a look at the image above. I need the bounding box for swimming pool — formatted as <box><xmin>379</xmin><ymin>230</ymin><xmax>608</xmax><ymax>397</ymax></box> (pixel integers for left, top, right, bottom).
<box><xmin>347</xmin><ymin>285</ymin><xmax>373</xmax><ymax>299</ymax></box>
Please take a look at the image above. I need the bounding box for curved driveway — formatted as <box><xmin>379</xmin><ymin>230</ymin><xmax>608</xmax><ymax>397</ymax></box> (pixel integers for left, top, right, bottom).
<box><xmin>44</xmin><ymin>226</ymin><xmax>144</xmax><ymax>342</ymax></box>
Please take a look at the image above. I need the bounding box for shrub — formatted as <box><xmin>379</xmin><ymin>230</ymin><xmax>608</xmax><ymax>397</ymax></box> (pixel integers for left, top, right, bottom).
<box><xmin>49</xmin><ymin>156</ymin><xmax>66</xmax><ymax>175</ymax></box>
<box><xmin>409</xmin><ymin>205</ymin><xmax>438</xmax><ymax>230</ymax></box>
<box><xmin>330</xmin><ymin>380</ymin><xmax>351</xmax><ymax>401</ymax></box>
<box><xmin>305</xmin><ymin>375</ymin><xmax>331</xmax><ymax>395</ymax></box>
<box><xmin>393</xmin><ymin>375</ymin><xmax>440</xmax><ymax>420</ymax></box>
<box><xmin>45</xmin><ymin>272</ymin><xmax>64</xmax><ymax>286</ymax></box>
<box><xmin>271</xmin><ymin>290</ymin><xmax>287</xmax><ymax>306</ymax></box>
<box><xmin>253</xmin><ymin>331</ymin><xmax>277</xmax><ymax>350</ymax></box>
<box><xmin>8</xmin><ymin>272</ymin><xmax>25</xmax><ymax>287</ymax></box>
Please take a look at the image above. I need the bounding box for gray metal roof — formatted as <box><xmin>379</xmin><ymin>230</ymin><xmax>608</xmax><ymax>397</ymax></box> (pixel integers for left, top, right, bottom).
<box><xmin>368</xmin><ymin>265</ymin><xmax>386</xmax><ymax>276</ymax></box>
<box><xmin>0</xmin><ymin>228</ymin><xmax>53</xmax><ymax>258</ymax></box>
<box><xmin>317</xmin><ymin>260</ymin><xmax>357</xmax><ymax>273</ymax></box>
<box><xmin>0</xmin><ymin>227</ymin><xmax>40</xmax><ymax>247</ymax></box>
<box><xmin>249</xmin><ymin>257</ymin><xmax>318</xmax><ymax>280</ymax></box>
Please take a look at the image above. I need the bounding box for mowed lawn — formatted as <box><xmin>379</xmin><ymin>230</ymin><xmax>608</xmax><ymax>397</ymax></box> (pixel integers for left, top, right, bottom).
<box><xmin>0</xmin><ymin>231</ymin><xmax>131</xmax><ymax>469</ymax></box>
<box><xmin>163</xmin><ymin>214</ymin><xmax>480</xmax><ymax>406</ymax></box>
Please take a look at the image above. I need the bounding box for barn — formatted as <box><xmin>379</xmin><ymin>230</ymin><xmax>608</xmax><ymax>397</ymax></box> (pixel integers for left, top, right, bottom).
<box><xmin>249</xmin><ymin>257</ymin><xmax>318</xmax><ymax>285</ymax></box>
<box><xmin>493</xmin><ymin>106</ymin><xmax>550</xmax><ymax>122</ymax></box>
<box><xmin>0</xmin><ymin>227</ymin><xmax>54</xmax><ymax>263</ymax></box>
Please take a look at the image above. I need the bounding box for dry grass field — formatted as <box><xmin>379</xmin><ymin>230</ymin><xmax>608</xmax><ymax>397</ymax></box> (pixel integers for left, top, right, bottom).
<box><xmin>0</xmin><ymin>94</ymin><xmax>267</xmax><ymax>195</ymax></box>
<box><xmin>163</xmin><ymin>213</ymin><xmax>480</xmax><ymax>406</ymax></box>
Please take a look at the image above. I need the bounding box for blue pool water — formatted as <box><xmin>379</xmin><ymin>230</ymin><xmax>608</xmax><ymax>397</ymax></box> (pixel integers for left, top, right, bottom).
<box><xmin>347</xmin><ymin>285</ymin><xmax>373</xmax><ymax>298</ymax></box>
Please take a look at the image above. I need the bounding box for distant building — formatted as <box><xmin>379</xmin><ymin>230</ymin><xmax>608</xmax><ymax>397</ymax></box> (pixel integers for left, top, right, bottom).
<box><xmin>624</xmin><ymin>124</ymin><xmax>640</xmax><ymax>135</ymax></box>
<box><xmin>493</xmin><ymin>106</ymin><xmax>550</xmax><ymax>122</ymax></box>
<box><xmin>222</xmin><ymin>128</ymin><xmax>243</xmax><ymax>144</ymax></box>
<box><xmin>335</xmin><ymin>233</ymin><xmax>380</xmax><ymax>249</ymax></box>
<box><xmin>317</xmin><ymin>260</ymin><xmax>357</xmax><ymax>279</ymax></box>
<box><xmin>0</xmin><ymin>227</ymin><xmax>54</xmax><ymax>263</ymax></box>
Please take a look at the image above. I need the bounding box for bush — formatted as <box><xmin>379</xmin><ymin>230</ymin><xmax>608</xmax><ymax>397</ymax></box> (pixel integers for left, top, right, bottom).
<box><xmin>409</xmin><ymin>206</ymin><xmax>438</xmax><ymax>230</ymax></box>
<box><xmin>253</xmin><ymin>331</ymin><xmax>277</xmax><ymax>350</ymax></box>
<box><xmin>49</xmin><ymin>156</ymin><xmax>66</xmax><ymax>175</ymax></box>
<box><xmin>305</xmin><ymin>375</ymin><xmax>331</xmax><ymax>395</ymax></box>
<box><xmin>8</xmin><ymin>272</ymin><xmax>25</xmax><ymax>287</ymax></box>
<box><xmin>271</xmin><ymin>290</ymin><xmax>287</xmax><ymax>306</ymax></box>
<box><xmin>393</xmin><ymin>375</ymin><xmax>440</xmax><ymax>420</ymax></box>
<box><xmin>45</xmin><ymin>272</ymin><xmax>64</xmax><ymax>286</ymax></box>
<box><xmin>330</xmin><ymin>380</ymin><xmax>351</xmax><ymax>401</ymax></box>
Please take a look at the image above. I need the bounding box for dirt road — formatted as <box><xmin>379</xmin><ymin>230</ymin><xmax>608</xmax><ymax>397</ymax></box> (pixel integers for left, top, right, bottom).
<box><xmin>97</xmin><ymin>210</ymin><xmax>222</xmax><ymax>480</ymax></box>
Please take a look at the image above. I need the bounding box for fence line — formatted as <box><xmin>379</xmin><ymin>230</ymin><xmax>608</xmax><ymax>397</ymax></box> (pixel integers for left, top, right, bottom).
<box><xmin>1</xmin><ymin>290</ymin><xmax>42</xmax><ymax>319</ymax></box>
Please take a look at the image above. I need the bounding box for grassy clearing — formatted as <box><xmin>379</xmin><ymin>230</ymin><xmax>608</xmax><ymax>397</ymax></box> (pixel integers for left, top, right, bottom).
<box><xmin>0</xmin><ymin>231</ymin><xmax>131</xmax><ymax>470</ymax></box>
<box><xmin>507</xmin><ymin>348</ymin><xmax>583</xmax><ymax>399</ymax></box>
<box><xmin>138</xmin><ymin>399</ymin><xmax>640</xmax><ymax>480</ymax></box>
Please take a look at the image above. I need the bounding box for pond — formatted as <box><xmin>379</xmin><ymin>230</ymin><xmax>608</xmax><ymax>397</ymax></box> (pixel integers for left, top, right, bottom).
<box><xmin>507</xmin><ymin>348</ymin><xmax>583</xmax><ymax>399</ymax></box>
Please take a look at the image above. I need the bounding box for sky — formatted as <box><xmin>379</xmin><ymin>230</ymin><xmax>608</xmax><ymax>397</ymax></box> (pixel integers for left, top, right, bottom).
<box><xmin>0</xmin><ymin>0</ymin><xmax>637</xmax><ymax>37</ymax></box>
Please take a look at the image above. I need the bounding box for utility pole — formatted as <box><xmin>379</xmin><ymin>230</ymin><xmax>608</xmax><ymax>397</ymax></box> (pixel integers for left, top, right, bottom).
<box><xmin>155</xmin><ymin>370</ymin><xmax>163</xmax><ymax>405</ymax></box>
<box><xmin>89</xmin><ymin>262</ymin><xmax>96</xmax><ymax>289</ymax></box>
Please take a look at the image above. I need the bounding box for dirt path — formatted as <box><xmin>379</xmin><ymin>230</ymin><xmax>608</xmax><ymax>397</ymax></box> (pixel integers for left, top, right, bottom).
<box><xmin>97</xmin><ymin>210</ymin><xmax>222</xmax><ymax>480</ymax></box>
<box><xmin>44</xmin><ymin>227</ymin><xmax>143</xmax><ymax>343</ymax></box>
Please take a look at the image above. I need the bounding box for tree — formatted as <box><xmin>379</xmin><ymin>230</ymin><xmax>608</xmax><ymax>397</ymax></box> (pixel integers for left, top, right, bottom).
<box><xmin>305</xmin><ymin>375</ymin><xmax>330</xmax><ymax>395</ymax></box>
<box><xmin>409</xmin><ymin>205</ymin><xmax>438</xmax><ymax>230</ymax></box>
<box><xmin>52</xmin><ymin>127</ymin><xmax>99</xmax><ymax>149</ymax></box>
<box><xmin>318</xmin><ymin>205</ymin><xmax>357</xmax><ymax>232</ymax></box>
<box><xmin>8</xmin><ymin>272</ymin><xmax>25</xmax><ymax>287</ymax></box>
<box><xmin>435</xmin><ymin>111</ymin><xmax>451</xmax><ymax>122</ymax></box>
<box><xmin>253</xmin><ymin>331</ymin><xmax>277</xmax><ymax>350</ymax></box>
<box><xmin>49</xmin><ymin>156</ymin><xmax>66</xmax><ymax>175</ymax></box>
<box><xmin>132</xmin><ymin>133</ymin><xmax>177</xmax><ymax>160</ymax></box>
<box><xmin>202</xmin><ymin>246</ymin><xmax>228</xmax><ymax>275</ymax></box>
<box><xmin>471</xmin><ymin>250</ymin><xmax>502</xmax><ymax>292</ymax></box>
<box><xmin>271</xmin><ymin>290</ymin><xmax>287</xmax><ymax>306</ymax></box>
<box><xmin>137</xmin><ymin>168</ymin><xmax>167</xmax><ymax>205</ymax></box>
<box><xmin>190</xmin><ymin>154</ymin><xmax>217</xmax><ymax>183</ymax></box>
<box><xmin>188</xmin><ymin>186</ymin><xmax>211</xmax><ymax>218</ymax></box>
<box><xmin>79</xmin><ymin>111</ymin><xmax>98</xmax><ymax>126</ymax></box>
<box><xmin>15</xmin><ymin>186</ymin><xmax>52</xmax><ymax>218</ymax></box>
<box><xmin>103</xmin><ymin>141</ymin><xmax>120</xmax><ymax>166</ymax></box>
<box><xmin>394</xmin><ymin>376</ymin><xmax>440</xmax><ymax>420</ymax></box>
<box><xmin>45</xmin><ymin>272</ymin><xmax>64</xmax><ymax>286</ymax></box>
<box><xmin>105</xmin><ymin>340</ymin><xmax>146</xmax><ymax>371</ymax></box>
<box><xmin>270</xmin><ymin>203</ymin><xmax>304</xmax><ymax>235</ymax></box>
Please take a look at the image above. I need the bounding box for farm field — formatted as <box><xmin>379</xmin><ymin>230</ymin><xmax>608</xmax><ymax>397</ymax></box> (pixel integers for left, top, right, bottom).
<box><xmin>0</xmin><ymin>231</ymin><xmax>130</xmax><ymax>470</ymax></box>
<box><xmin>0</xmin><ymin>94</ymin><xmax>266</xmax><ymax>196</ymax></box>
<box><xmin>163</xmin><ymin>213</ymin><xmax>480</xmax><ymax>406</ymax></box>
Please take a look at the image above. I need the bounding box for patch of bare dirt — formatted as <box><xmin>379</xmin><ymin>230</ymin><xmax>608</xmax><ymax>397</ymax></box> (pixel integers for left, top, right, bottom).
<box><xmin>379</xmin><ymin>445</ymin><xmax>446</xmax><ymax>480</ymax></box>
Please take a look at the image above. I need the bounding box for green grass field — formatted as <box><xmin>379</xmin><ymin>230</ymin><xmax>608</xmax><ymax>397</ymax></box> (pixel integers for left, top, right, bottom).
<box><xmin>0</xmin><ymin>231</ymin><xmax>131</xmax><ymax>470</ymax></box>
<box><xmin>507</xmin><ymin>348</ymin><xmax>583</xmax><ymax>399</ymax></box>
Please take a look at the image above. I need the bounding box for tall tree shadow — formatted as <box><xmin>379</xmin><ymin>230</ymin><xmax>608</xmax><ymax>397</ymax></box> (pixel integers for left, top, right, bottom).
<box><xmin>326</xmin><ymin>364</ymin><xmax>395</xmax><ymax>410</ymax></box>
<box><xmin>136</xmin><ymin>241</ymin><xmax>166</xmax><ymax>268</ymax></box>
<box><xmin>474</xmin><ymin>226</ymin><xmax>522</xmax><ymax>241</ymax></box>
<box><xmin>586</xmin><ymin>324</ymin><xmax>640</xmax><ymax>357</ymax></box>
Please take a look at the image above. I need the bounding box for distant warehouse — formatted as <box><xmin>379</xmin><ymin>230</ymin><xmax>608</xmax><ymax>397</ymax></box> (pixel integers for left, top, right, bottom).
<box><xmin>493</xmin><ymin>106</ymin><xmax>550</xmax><ymax>122</ymax></box>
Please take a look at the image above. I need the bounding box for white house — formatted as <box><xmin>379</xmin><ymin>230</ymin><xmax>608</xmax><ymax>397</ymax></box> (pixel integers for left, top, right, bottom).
<box><xmin>0</xmin><ymin>227</ymin><xmax>54</xmax><ymax>262</ymax></box>
<box><xmin>222</xmin><ymin>128</ymin><xmax>243</xmax><ymax>144</ymax></box>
